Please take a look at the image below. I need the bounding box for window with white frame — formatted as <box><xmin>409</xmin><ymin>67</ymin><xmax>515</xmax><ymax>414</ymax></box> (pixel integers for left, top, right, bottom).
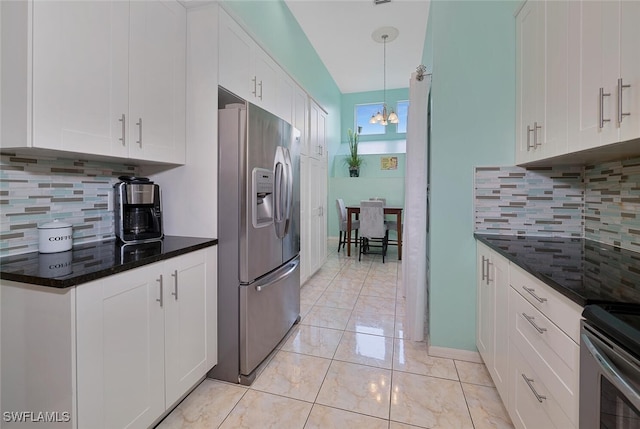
<box><xmin>396</xmin><ymin>101</ymin><xmax>409</xmax><ymax>133</ymax></box>
<box><xmin>355</xmin><ymin>103</ymin><xmax>385</xmax><ymax>135</ymax></box>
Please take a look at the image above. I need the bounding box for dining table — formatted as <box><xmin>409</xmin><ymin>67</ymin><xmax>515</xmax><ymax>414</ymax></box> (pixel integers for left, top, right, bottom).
<box><xmin>346</xmin><ymin>205</ymin><xmax>403</xmax><ymax>260</ymax></box>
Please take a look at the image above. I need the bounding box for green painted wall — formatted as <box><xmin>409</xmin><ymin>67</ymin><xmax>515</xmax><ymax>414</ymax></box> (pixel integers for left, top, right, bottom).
<box><xmin>221</xmin><ymin>0</ymin><xmax>342</xmax><ymax>169</ymax></box>
<box><xmin>425</xmin><ymin>1</ymin><xmax>517</xmax><ymax>351</ymax></box>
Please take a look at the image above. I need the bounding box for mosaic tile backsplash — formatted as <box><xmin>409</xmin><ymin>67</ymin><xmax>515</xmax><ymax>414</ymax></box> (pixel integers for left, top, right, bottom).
<box><xmin>474</xmin><ymin>165</ymin><xmax>584</xmax><ymax>237</ymax></box>
<box><xmin>0</xmin><ymin>152</ymin><xmax>138</xmax><ymax>256</ymax></box>
<box><xmin>584</xmin><ymin>158</ymin><xmax>640</xmax><ymax>252</ymax></box>
<box><xmin>475</xmin><ymin>156</ymin><xmax>640</xmax><ymax>252</ymax></box>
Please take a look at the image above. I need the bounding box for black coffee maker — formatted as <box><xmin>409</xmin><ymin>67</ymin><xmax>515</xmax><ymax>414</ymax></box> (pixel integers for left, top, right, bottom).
<box><xmin>114</xmin><ymin>176</ymin><xmax>163</xmax><ymax>244</ymax></box>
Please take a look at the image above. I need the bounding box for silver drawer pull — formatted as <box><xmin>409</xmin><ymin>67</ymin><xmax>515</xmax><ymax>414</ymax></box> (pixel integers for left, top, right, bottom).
<box><xmin>522</xmin><ymin>286</ymin><xmax>547</xmax><ymax>303</ymax></box>
<box><xmin>522</xmin><ymin>312</ymin><xmax>547</xmax><ymax>334</ymax></box>
<box><xmin>156</xmin><ymin>275</ymin><xmax>163</xmax><ymax>308</ymax></box>
<box><xmin>522</xmin><ymin>374</ymin><xmax>546</xmax><ymax>403</ymax></box>
<box><xmin>481</xmin><ymin>256</ymin><xmax>487</xmax><ymax>281</ymax></box>
<box><xmin>171</xmin><ymin>270</ymin><xmax>178</xmax><ymax>300</ymax></box>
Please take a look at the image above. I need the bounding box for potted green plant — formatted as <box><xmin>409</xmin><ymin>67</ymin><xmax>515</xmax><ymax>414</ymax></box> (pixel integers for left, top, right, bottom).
<box><xmin>345</xmin><ymin>127</ymin><xmax>364</xmax><ymax>177</ymax></box>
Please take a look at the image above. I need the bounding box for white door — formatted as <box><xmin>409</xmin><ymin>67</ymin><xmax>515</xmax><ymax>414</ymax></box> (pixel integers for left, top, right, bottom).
<box><xmin>515</xmin><ymin>1</ymin><xmax>543</xmax><ymax>163</ymax></box>
<box><xmin>218</xmin><ymin>9</ymin><xmax>254</xmax><ymax>101</ymax></box>
<box><xmin>569</xmin><ymin>1</ymin><xmax>619</xmax><ymax>152</ymax></box>
<box><xmin>76</xmin><ymin>265</ymin><xmax>164</xmax><ymax>429</ymax></box>
<box><xmin>277</xmin><ymin>74</ymin><xmax>295</xmax><ymax>124</ymax></box>
<box><xmin>476</xmin><ymin>243</ymin><xmax>494</xmax><ymax>367</ymax></box>
<box><xmin>164</xmin><ymin>251</ymin><xmax>209</xmax><ymax>406</ymax></box>
<box><xmin>492</xmin><ymin>250</ymin><xmax>509</xmax><ymax>401</ymax></box>
<box><xmin>129</xmin><ymin>0</ymin><xmax>186</xmax><ymax>164</ymax></box>
<box><xmin>254</xmin><ymin>48</ymin><xmax>279</xmax><ymax>113</ymax></box>
<box><xmin>294</xmin><ymin>88</ymin><xmax>309</xmax><ymax>156</ymax></box>
<box><xmin>32</xmin><ymin>1</ymin><xmax>129</xmax><ymax>157</ymax></box>
<box><xmin>309</xmin><ymin>101</ymin><xmax>320</xmax><ymax>159</ymax></box>
<box><xmin>619</xmin><ymin>0</ymin><xmax>640</xmax><ymax>142</ymax></box>
<box><xmin>299</xmin><ymin>155</ymin><xmax>310</xmax><ymax>283</ymax></box>
<box><xmin>542</xmin><ymin>1</ymin><xmax>569</xmax><ymax>159</ymax></box>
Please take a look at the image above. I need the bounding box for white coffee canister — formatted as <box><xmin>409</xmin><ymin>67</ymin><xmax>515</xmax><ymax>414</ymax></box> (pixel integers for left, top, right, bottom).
<box><xmin>38</xmin><ymin>220</ymin><xmax>73</xmax><ymax>253</ymax></box>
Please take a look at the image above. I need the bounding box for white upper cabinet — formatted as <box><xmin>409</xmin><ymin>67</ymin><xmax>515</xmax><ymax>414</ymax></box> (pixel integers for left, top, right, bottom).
<box><xmin>516</xmin><ymin>1</ymin><xmax>569</xmax><ymax>164</ymax></box>
<box><xmin>31</xmin><ymin>1</ymin><xmax>130</xmax><ymax>158</ymax></box>
<box><xmin>294</xmin><ymin>85</ymin><xmax>309</xmax><ymax>155</ymax></box>
<box><xmin>128</xmin><ymin>0</ymin><xmax>187</xmax><ymax>164</ymax></box>
<box><xmin>568</xmin><ymin>0</ymin><xmax>640</xmax><ymax>152</ymax></box>
<box><xmin>516</xmin><ymin>0</ymin><xmax>640</xmax><ymax>164</ymax></box>
<box><xmin>619</xmin><ymin>0</ymin><xmax>640</xmax><ymax>142</ymax></box>
<box><xmin>308</xmin><ymin>100</ymin><xmax>328</xmax><ymax>160</ymax></box>
<box><xmin>516</xmin><ymin>0</ymin><xmax>544</xmax><ymax>164</ymax></box>
<box><xmin>2</xmin><ymin>0</ymin><xmax>186</xmax><ymax>164</ymax></box>
<box><xmin>219</xmin><ymin>8</ymin><xmax>281</xmax><ymax>115</ymax></box>
<box><xmin>568</xmin><ymin>1</ymin><xmax>620</xmax><ymax>151</ymax></box>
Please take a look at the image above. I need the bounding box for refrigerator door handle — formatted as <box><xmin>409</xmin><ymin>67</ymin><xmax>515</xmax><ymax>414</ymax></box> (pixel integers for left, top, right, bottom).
<box><xmin>274</xmin><ymin>162</ymin><xmax>284</xmax><ymax>225</ymax></box>
<box><xmin>254</xmin><ymin>257</ymin><xmax>300</xmax><ymax>291</ymax></box>
<box><xmin>283</xmin><ymin>148</ymin><xmax>293</xmax><ymax>235</ymax></box>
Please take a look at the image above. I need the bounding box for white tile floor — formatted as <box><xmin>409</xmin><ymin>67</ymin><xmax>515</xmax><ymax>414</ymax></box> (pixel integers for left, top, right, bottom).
<box><xmin>157</xmin><ymin>242</ymin><xmax>513</xmax><ymax>429</ymax></box>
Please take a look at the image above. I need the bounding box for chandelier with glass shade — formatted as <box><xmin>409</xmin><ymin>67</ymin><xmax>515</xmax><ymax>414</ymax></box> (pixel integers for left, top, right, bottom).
<box><xmin>370</xmin><ymin>27</ymin><xmax>399</xmax><ymax>126</ymax></box>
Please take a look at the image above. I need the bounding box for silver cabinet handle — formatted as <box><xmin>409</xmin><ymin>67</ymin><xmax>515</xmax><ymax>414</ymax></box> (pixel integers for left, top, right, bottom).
<box><xmin>533</xmin><ymin>122</ymin><xmax>542</xmax><ymax>148</ymax></box>
<box><xmin>156</xmin><ymin>275</ymin><xmax>164</xmax><ymax>307</ymax></box>
<box><xmin>485</xmin><ymin>260</ymin><xmax>492</xmax><ymax>285</ymax></box>
<box><xmin>522</xmin><ymin>286</ymin><xmax>547</xmax><ymax>303</ymax></box>
<box><xmin>522</xmin><ymin>312</ymin><xmax>547</xmax><ymax>334</ymax></box>
<box><xmin>599</xmin><ymin>87</ymin><xmax>611</xmax><ymax>129</ymax></box>
<box><xmin>481</xmin><ymin>256</ymin><xmax>487</xmax><ymax>282</ymax></box>
<box><xmin>119</xmin><ymin>114</ymin><xmax>126</xmax><ymax>146</ymax></box>
<box><xmin>618</xmin><ymin>78</ymin><xmax>631</xmax><ymax>125</ymax></box>
<box><xmin>526</xmin><ymin>125</ymin><xmax>534</xmax><ymax>151</ymax></box>
<box><xmin>258</xmin><ymin>80</ymin><xmax>263</xmax><ymax>100</ymax></box>
<box><xmin>136</xmin><ymin>118</ymin><xmax>143</xmax><ymax>147</ymax></box>
<box><xmin>252</xmin><ymin>76</ymin><xmax>257</xmax><ymax>96</ymax></box>
<box><xmin>171</xmin><ymin>270</ymin><xmax>178</xmax><ymax>300</ymax></box>
<box><xmin>522</xmin><ymin>374</ymin><xmax>546</xmax><ymax>402</ymax></box>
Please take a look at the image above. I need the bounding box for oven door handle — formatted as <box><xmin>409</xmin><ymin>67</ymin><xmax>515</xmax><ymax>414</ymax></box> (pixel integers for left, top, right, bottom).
<box><xmin>582</xmin><ymin>332</ymin><xmax>640</xmax><ymax>411</ymax></box>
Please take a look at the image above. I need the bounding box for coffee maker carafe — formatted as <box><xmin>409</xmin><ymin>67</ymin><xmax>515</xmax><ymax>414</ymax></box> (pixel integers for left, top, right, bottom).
<box><xmin>114</xmin><ymin>176</ymin><xmax>163</xmax><ymax>244</ymax></box>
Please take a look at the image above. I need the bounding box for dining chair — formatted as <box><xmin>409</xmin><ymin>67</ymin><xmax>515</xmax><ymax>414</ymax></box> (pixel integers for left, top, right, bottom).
<box><xmin>370</xmin><ymin>197</ymin><xmax>397</xmax><ymax>232</ymax></box>
<box><xmin>359</xmin><ymin>200</ymin><xmax>388</xmax><ymax>263</ymax></box>
<box><xmin>336</xmin><ymin>198</ymin><xmax>359</xmax><ymax>252</ymax></box>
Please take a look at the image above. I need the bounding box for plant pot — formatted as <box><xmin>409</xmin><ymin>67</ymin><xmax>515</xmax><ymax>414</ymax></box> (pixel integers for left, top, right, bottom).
<box><xmin>349</xmin><ymin>167</ymin><xmax>360</xmax><ymax>177</ymax></box>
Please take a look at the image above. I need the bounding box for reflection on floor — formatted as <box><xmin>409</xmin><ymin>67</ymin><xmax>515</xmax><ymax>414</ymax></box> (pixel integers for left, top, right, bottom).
<box><xmin>157</xmin><ymin>242</ymin><xmax>513</xmax><ymax>428</ymax></box>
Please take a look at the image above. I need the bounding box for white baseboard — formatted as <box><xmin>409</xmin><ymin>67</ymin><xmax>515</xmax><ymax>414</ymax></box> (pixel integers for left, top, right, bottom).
<box><xmin>427</xmin><ymin>344</ymin><xmax>483</xmax><ymax>363</ymax></box>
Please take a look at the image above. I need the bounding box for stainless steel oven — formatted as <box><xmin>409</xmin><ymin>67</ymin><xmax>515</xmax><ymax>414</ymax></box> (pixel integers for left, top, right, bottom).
<box><xmin>581</xmin><ymin>305</ymin><xmax>640</xmax><ymax>429</ymax></box>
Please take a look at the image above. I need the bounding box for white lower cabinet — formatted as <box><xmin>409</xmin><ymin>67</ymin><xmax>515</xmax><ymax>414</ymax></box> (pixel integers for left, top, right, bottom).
<box><xmin>300</xmin><ymin>155</ymin><xmax>327</xmax><ymax>284</ymax></box>
<box><xmin>0</xmin><ymin>247</ymin><xmax>217</xmax><ymax>429</ymax></box>
<box><xmin>476</xmin><ymin>240</ymin><xmax>582</xmax><ymax>429</ymax></box>
<box><xmin>76</xmin><ymin>247</ymin><xmax>217</xmax><ymax>428</ymax></box>
<box><xmin>476</xmin><ymin>242</ymin><xmax>509</xmax><ymax>400</ymax></box>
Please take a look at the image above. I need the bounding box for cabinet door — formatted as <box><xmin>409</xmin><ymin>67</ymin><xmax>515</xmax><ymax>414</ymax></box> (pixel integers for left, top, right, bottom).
<box><xmin>295</xmin><ymin>88</ymin><xmax>309</xmax><ymax>156</ymax></box>
<box><xmin>254</xmin><ymin>48</ymin><xmax>279</xmax><ymax>113</ymax></box>
<box><xmin>568</xmin><ymin>1</ymin><xmax>619</xmax><ymax>152</ymax></box>
<box><xmin>76</xmin><ymin>265</ymin><xmax>164</xmax><ymax>429</ymax></box>
<box><xmin>218</xmin><ymin>9</ymin><xmax>254</xmax><ymax>101</ymax></box>
<box><xmin>619</xmin><ymin>0</ymin><xmax>640</xmax><ymax>142</ymax></box>
<box><xmin>318</xmin><ymin>109</ymin><xmax>328</xmax><ymax>161</ymax></box>
<box><xmin>164</xmin><ymin>250</ymin><xmax>210</xmax><ymax>406</ymax></box>
<box><xmin>309</xmin><ymin>157</ymin><xmax>327</xmax><ymax>273</ymax></box>
<box><xmin>476</xmin><ymin>243</ymin><xmax>494</xmax><ymax>366</ymax></box>
<box><xmin>492</xmin><ymin>250</ymin><xmax>509</xmax><ymax>402</ymax></box>
<box><xmin>277</xmin><ymin>74</ymin><xmax>295</xmax><ymax>125</ymax></box>
<box><xmin>299</xmin><ymin>155</ymin><xmax>310</xmax><ymax>283</ymax></box>
<box><xmin>129</xmin><ymin>0</ymin><xmax>186</xmax><ymax>164</ymax></box>
<box><xmin>542</xmin><ymin>1</ymin><xmax>570</xmax><ymax>159</ymax></box>
<box><xmin>515</xmin><ymin>1</ymin><xmax>544</xmax><ymax>164</ymax></box>
<box><xmin>32</xmin><ymin>1</ymin><xmax>129</xmax><ymax>158</ymax></box>
<box><xmin>309</xmin><ymin>100</ymin><xmax>320</xmax><ymax>159</ymax></box>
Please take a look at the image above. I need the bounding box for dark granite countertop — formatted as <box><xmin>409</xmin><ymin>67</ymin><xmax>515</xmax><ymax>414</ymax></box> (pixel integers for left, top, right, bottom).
<box><xmin>475</xmin><ymin>233</ymin><xmax>640</xmax><ymax>307</ymax></box>
<box><xmin>0</xmin><ymin>236</ymin><xmax>218</xmax><ymax>288</ymax></box>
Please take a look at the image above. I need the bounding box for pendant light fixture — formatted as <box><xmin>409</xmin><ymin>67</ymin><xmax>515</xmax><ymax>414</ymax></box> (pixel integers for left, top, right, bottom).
<box><xmin>370</xmin><ymin>27</ymin><xmax>399</xmax><ymax>126</ymax></box>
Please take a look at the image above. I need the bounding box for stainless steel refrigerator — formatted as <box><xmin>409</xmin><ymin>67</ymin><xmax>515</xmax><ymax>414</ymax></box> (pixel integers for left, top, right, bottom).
<box><xmin>209</xmin><ymin>88</ymin><xmax>300</xmax><ymax>385</ymax></box>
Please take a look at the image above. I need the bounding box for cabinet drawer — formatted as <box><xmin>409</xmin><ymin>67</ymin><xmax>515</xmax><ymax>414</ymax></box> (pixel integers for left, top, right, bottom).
<box><xmin>510</xmin><ymin>286</ymin><xmax>579</xmax><ymax>426</ymax></box>
<box><xmin>510</xmin><ymin>263</ymin><xmax>582</xmax><ymax>343</ymax></box>
<box><xmin>509</xmin><ymin>341</ymin><xmax>575</xmax><ymax>429</ymax></box>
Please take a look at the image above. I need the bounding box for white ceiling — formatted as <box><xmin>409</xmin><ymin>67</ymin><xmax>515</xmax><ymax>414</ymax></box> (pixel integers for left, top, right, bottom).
<box><xmin>285</xmin><ymin>0</ymin><xmax>430</xmax><ymax>94</ymax></box>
